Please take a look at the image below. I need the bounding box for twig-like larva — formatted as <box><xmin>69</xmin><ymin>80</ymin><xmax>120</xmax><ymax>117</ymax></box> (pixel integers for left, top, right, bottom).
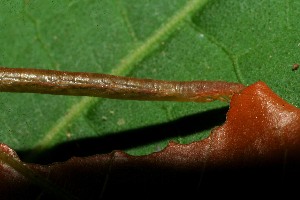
<box><xmin>0</xmin><ymin>67</ymin><xmax>245</xmax><ymax>102</ymax></box>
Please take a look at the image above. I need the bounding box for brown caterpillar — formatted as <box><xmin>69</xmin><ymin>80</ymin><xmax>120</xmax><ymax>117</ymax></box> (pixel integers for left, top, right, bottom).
<box><xmin>0</xmin><ymin>67</ymin><xmax>245</xmax><ymax>102</ymax></box>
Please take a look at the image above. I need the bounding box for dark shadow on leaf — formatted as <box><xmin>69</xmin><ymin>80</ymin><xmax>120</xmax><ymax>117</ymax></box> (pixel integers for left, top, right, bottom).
<box><xmin>18</xmin><ymin>107</ymin><xmax>228</xmax><ymax>164</ymax></box>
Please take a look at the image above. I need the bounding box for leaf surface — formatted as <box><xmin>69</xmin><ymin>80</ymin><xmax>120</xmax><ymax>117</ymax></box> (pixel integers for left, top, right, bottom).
<box><xmin>0</xmin><ymin>0</ymin><xmax>299</xmax><ymax>165</ymax></box>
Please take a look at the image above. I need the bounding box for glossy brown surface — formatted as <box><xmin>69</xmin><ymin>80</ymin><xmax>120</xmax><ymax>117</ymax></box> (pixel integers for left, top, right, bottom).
<box><xmin>0</xmin><ymin>67</ymin><xmax>245</xmax><ymax>102</ymax></box>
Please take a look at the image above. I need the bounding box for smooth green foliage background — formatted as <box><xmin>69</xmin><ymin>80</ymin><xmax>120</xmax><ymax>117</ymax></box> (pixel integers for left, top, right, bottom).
<box><xmin>0</xmin><ymin>0</ymin><xmax>299</xmax><ymax>162</ymax></box>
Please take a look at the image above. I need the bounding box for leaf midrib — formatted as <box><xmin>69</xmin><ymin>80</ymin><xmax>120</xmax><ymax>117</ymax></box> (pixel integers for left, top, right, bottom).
<box><xmin>25</xmin><ymin>0</ymin><xmax>211</xmax><ymax>160</ymax></box>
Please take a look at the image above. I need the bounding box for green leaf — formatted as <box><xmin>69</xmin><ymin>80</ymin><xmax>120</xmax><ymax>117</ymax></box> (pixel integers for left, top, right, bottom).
<box><xmin>0</xmin><ymin>0</ymin><xmax>298</xmax><ymax>163</ymax></box>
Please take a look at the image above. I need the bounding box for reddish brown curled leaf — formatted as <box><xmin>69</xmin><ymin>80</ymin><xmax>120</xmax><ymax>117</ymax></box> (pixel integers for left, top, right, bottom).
<box><xmin>1</xmin><ymin>81</ymin><xmax>300</xmax><ymax>199</ymax></box>
<box><xmin>205</xmin><ymin>80</ymin><xmax>300</xmax><ymax>166</ymax></box>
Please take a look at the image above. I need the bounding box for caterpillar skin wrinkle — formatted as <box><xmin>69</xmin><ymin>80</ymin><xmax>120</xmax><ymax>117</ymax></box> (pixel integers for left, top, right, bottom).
<box><xmin>0</xmin><ymin>67</ymin><xmax>245</xmax><ymax>102</ymax></box>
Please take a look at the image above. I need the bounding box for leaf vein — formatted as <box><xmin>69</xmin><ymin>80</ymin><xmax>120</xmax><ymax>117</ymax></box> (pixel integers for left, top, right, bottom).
<box><xmin>27</xmin><ymin>0</ymin><xmax>210</xmax><ymax>160</ymax></box>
